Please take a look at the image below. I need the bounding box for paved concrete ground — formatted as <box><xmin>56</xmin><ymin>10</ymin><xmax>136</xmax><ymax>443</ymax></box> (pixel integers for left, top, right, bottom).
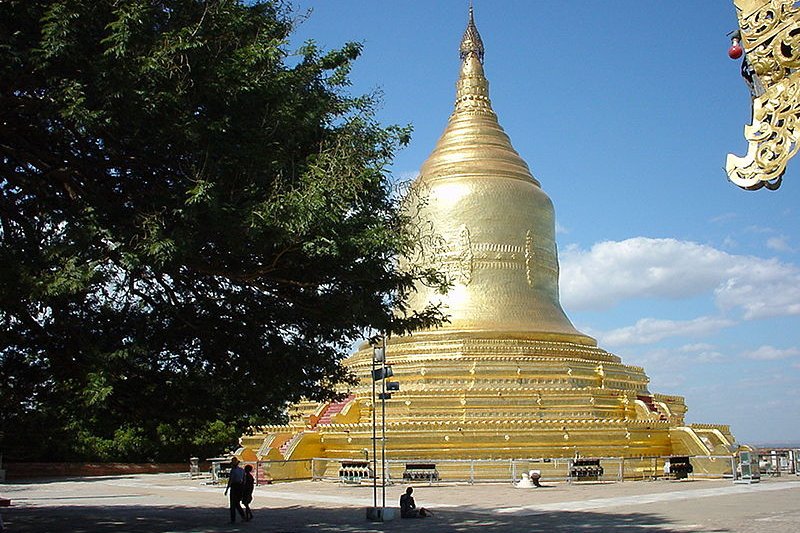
<box><xmin>1</xmin><ymin>473</ymin><xmax>799</xmax><ymax>532</ymax></box>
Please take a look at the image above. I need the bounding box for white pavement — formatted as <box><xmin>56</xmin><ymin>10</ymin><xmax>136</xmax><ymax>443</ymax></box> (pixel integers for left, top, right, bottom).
<box><xmin>1</xmin><ymin>473</ymin><xmax>799</xmax><ymax>532</ymax></box>
<box><xmin>495</xmin><ymin>480</ymin><xmax>800</xmax><ymax>514</ymax></box>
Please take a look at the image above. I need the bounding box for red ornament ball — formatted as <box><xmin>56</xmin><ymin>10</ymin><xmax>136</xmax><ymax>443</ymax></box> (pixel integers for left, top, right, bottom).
<box><xmin>728</xmin><ymin>43</ymin><xmax>743</xmax><ymax>59</ymax></box>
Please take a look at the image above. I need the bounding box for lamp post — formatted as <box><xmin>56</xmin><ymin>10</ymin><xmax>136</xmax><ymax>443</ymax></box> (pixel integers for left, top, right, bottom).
<box><xmin>367</xmin><ymin>334</ymin><xmax>396</xmax><ymax>521</ymax></box>
<box><xmin>371</xmin><ymin>340</ymin><xmax>380</xmax><ymax>514</ymax></box>
<box><xmin>380</xmin><ymin>335</ymin><xmax>387</xmax><ymax>513</ymax></box>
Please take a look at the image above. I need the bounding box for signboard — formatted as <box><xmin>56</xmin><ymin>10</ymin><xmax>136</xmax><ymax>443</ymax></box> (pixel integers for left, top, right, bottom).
<box><xmin>735</xmin><ymin>451</ymin><xmax>760</xmax><ymax>484</ymax></box>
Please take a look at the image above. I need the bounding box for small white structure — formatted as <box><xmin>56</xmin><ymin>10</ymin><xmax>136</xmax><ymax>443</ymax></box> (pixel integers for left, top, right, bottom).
<box><xmin>516</xmin><ymin>471</ymin><xmax>534</xmax><ymax>488</ymax></box>
<box><xmin>515</xmin><ymin>469</ymin><xmax>542</xmax><ymax>488</ymax></box>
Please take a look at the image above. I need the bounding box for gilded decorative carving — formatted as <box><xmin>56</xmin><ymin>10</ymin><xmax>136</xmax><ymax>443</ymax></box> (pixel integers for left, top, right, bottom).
<box><xmin>459</xmin><ymin>5</ymin><xmax>484</xmax><ymax>63</ymax></box>
<box><xmin>436</xmin><ymin>230</ymin><xmax>564</xmax><ymax>283</ymax></box>
<box><xmin>525</xmin><ymin>230</ymin><xmax>535</xmax><ymax>285</ymax></box>
<box><xmin>457</xmin><ymin>224</ymin><xmax>474</xmax><ymax>284</ymax></box>
<box><xmin>727</xmin><ymin>0</ymin><xmax>800</xmax><ymax>189</ymax></box>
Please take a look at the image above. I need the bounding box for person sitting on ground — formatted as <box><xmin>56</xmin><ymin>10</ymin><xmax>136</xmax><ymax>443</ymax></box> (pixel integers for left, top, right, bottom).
<box><xmin>399</xmin><ymin>486</ymin><xmax>431</xmax><ymax>518</ymax></box>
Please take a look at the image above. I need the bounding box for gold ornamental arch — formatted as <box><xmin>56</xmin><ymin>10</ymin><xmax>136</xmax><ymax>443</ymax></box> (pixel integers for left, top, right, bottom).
<box><xmin>727</xmin><ymin>0</ymin><xmax>800</xmax><ymax>190</ymax></box>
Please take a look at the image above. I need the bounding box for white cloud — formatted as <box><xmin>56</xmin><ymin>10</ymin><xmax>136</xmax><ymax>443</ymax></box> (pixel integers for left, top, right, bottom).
<box><xmin>721</xmin><ymin>236</ymin><xmax>738</xmax><ymax>250</ymax></box>
<box><xmin>598</xmin><ymin>316</ymin><xmax>736</xmax><ymax>347</ymax></box>
<box><xmin>710</xmin><ymin>213</ymin><xmax>737</xmax><ymax>224</ymax></box>
<box><xmin>736</xmin><ymin>371</ymin><xmax>800</xmax><ymax>389</ymax></box>
<box><xmin>679</xmin><ymin>343</ymin><xmax>716</xmax><ymax>351</ymax></box>
<box><xmin>742</xmin><ymin>345</ymin><xmax>800</xmax><ymax>360</ymax></box>
<box><xmin>561</xmin><ymin>237</ymin><xmax>800</xmax><ymax>320</ymax></box>
<box><xmin>619</xmin><ymin>343</ymin><xmax>726</xmax><ymax>389</ymax></box>
<box><xmin>679</xmin><ymin>343</ymin><xmax>725</xmax><ymax>363</ymax></box>
<box><xmin>745</xmin><ymin>225</ymin><xmax>774</xmax><ymax>234</ymax></box>
<box><xmin>696</xmin><ymin>351</ymin><xmax>725</xmax><ymax>363</ymax></box>
<box><xmin>714</xmin><ymin>265</ymin><xmax>800</xmax><ymax>319</ymax></box>
<box><xmin>561</xmin><ymin>238</ymin><xmax>729</xmax><ymax>310</ymax></box>
<box><xmin>766</xmin><ymin>235</ymin><xmax>793</xmax><ymax>252</ymax></box>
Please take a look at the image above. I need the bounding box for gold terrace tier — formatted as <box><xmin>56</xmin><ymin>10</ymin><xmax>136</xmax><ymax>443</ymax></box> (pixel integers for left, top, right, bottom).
<box><xmin>243</xmin><ymin>336</ymin><xmax>735</xmax><ymax>472</ymax></box>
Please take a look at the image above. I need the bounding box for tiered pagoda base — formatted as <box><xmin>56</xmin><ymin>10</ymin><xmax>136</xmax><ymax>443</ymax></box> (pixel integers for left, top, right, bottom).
<box><xmin>241</xmin><ymin>332</ymin><xmax>737</xmax><ymax>480</ymax></box>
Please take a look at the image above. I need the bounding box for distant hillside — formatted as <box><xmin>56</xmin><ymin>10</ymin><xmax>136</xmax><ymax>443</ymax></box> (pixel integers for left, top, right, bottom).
<box><xmin>751</xmin><ymin>442</ymin><xmax>800</xmax><ymax>449</ymax></box>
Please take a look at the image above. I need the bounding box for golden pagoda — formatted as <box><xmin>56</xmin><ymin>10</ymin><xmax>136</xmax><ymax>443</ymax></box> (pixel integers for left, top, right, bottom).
<box><xmin>242</xmin><ymin>8</ymin><xmax>738</xmax><ymax>479</ymax></box>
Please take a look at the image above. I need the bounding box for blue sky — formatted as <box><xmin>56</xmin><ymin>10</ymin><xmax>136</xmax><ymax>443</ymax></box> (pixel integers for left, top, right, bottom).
<box><xmin>290</xmin><ymin>1</ymin><xmax>800</xmax><ymax>445</ymax></box>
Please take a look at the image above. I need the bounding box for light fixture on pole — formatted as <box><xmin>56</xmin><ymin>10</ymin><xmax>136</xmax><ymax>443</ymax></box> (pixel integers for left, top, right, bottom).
<box><xmin>373</xmin><ymin>345</ymin><xmax>385</xmax><ymax>363</ymax></box>
<box><xmin>371</xmin><ymin>366</ymin><xmax>393</xmax><ymax>381</ymax></box>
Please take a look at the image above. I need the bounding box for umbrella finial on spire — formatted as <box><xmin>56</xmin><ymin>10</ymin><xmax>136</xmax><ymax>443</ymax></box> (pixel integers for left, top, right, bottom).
<box><xmin>460</xmin><ymin>2</ymin><xmax>484</xmax><ymax>64</ymax></box>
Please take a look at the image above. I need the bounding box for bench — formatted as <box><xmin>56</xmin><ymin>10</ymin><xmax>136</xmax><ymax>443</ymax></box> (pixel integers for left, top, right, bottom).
<box><xmin>403</xmin><ymin>463</ymin><xmax>439</xmax><ymax>482</ymax></box>
<box><xmin>666</xmin><ymin>456</ymin><xmax>693</xmax><ymax>479</ymax></box>
<box><xmin>339</xmin><ymin>461</ymin><xmax>372</xmax><ymax>483</ymax></box>
<box><xmin>569</xmin><ymin>459</ymin><xmax>604</xmax><ymax>481</ymax></box>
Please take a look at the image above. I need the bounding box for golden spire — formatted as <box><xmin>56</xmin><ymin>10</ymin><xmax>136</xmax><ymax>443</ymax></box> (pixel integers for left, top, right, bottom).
<box><xmin>454</xmin><ymin>5</ymin><xmax>493</xmax><ymax>118</ymax></box>
<box><xmin>420</xmin><ymin>4</ymin><xmax>540</xmax><ymax>187</ymax></box>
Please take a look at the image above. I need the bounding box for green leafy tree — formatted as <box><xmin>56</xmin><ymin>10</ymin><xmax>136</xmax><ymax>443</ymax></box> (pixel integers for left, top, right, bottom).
<box><xmin>0</xmin><ymin>0</ymin><xmax>444</xmax><ymax>462</ymax></box>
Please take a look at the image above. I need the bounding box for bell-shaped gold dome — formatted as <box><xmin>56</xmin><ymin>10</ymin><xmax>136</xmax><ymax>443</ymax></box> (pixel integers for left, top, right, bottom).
<box><xmin>406</xmin><ymin>7</ymin><xmax>594</xmax><ymax>346</ymax></box>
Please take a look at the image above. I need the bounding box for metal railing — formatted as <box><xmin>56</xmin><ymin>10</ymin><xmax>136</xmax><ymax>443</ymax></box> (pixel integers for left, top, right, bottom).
<box><xmin>275</xmin><ymin>455</ymin><xmax>738</xmax><ymax>485</ymax></box>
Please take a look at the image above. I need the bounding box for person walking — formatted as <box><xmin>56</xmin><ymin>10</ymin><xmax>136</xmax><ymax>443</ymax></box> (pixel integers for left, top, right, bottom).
<box><xmin>224</xmin><ymin>457</ymin><xmax>246</xmax><ymax>523</ymax></box>
<box><xmin>241</xmin><ymin>464</ymin><xmax>255</xmax><ymax>521</ymax></box>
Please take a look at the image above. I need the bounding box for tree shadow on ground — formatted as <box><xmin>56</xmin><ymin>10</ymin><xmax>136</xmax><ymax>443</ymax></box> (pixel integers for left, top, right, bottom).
<box><xmin>4</xmin><ymin>475</ymin><xmax>154</xmax><ymax>485</ymax></box>
<box><xmin>1</xmin><ymin>503</ymin><xmax>730</xmax><ymax>533</ymax></box>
